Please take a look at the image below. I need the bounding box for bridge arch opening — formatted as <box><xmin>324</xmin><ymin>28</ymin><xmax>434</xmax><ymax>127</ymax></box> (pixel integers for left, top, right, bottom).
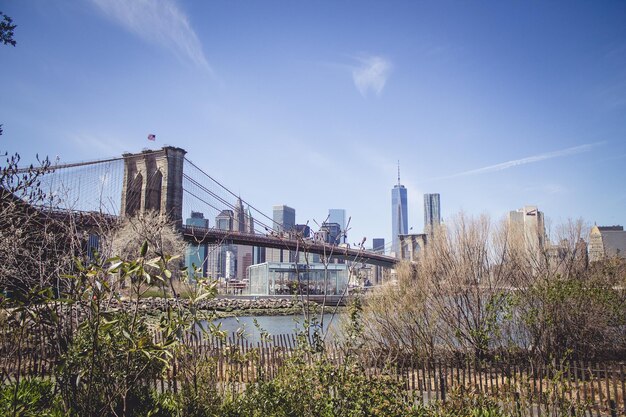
<box><xmin>125</xmin><ymin>173</ymin><xmax>143</xmax><ymax>216</ymax></box>
<box><xmin>144</xmin><ymin>169</ymin><xmax>163</xmax><ymax>213</ymax></box>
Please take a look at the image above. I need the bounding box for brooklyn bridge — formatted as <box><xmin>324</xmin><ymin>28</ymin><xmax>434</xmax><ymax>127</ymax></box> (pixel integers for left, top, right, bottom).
<box><xmin>13</xmin><ymin>146</ymin><xmax>397</xmax><ymax>270</ymax></box>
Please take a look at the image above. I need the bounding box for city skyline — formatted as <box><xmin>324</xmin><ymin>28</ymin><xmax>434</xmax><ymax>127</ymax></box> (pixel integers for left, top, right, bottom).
<box><xmin>1</xmin><ymin>2</ymin><xmax>625</xmax><ymax>246</ymax></box>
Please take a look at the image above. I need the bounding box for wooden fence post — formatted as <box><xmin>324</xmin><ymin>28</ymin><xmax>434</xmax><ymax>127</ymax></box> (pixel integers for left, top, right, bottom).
<box><xmin>439</xmin><ymin>369</ymin><xmax>446</xmax><ymax>403</ymax></box>
<box><xmin>616</xmin><ymin>364</ymin><xmax>626</xmax><ymax>414</ymax></box>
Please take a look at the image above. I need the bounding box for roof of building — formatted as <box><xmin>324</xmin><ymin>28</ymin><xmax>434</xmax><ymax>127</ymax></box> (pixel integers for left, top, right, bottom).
<box><xmin>598</xmin><ymin>225</ymin><xmax>624</xmax><ymax>232</ymax></box>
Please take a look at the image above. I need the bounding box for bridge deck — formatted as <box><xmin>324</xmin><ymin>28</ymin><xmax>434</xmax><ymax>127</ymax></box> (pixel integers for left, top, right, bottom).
<box><xmin>182</xmin><ymin>226</ymin><xmax>397</xmax><ymax>268</ymax></box>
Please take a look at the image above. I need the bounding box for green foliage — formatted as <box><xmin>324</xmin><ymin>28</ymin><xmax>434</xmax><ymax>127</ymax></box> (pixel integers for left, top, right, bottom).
<box><xmin>53</xmin><ymin>244</ymin><xmax>203</xmax><ymax>416</ymax></box>
<box><xmin>58</xmin><ymin>312</ymin><xmax>165</xmax><ymax>416</ymax></box>
<box><xmin>517</xmin><ymin>275</ymin><xmax>625</xmax><ymax>359</ymax></box>
<box><xmin>437</xmin><ymin>389</ymin><xmax>506</xmax><ymax>417</ymax></box>
<box><xmin>222</xmin><ymin>356</ymin><xmax>423</xmax><ymax>417</ymax></box>
<box><xmin>0</xmin><ymin>379</ymin><xmax>62</xmax><ymax>417</ymax></box>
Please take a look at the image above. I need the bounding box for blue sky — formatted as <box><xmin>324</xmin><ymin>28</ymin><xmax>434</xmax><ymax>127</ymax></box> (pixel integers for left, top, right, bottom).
<box><xmin>1</xmin><ymin>0</ymin><xmax>625</xmax><ymax>247</ymax></box>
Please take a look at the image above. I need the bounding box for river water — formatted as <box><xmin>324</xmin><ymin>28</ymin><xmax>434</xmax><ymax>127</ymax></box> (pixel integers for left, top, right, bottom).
<box><xmin>211</xmin><ymin>313</ymin><xmax>340</xmax><ymax>344</ymax></box>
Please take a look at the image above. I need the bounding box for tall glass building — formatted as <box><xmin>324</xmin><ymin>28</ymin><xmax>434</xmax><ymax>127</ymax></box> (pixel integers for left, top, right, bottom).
<box><xmin>269</xmin><ymin>205</ymin><xmax>296</xmax><ymax>263</ymax></box>
<box><xmin>321</xmin><ymin>222</ymin><xmax>342</xmax><ymax>245</ymax></box>
<box><xmin>185</xmin><ymin>212</ymin><xmax>209</xmax><ymax>278</ymax></box>
<box><xmin>423</xmin><ymin>193</ymin><xmax>441</xmax><ymax>234</ymax></box>
<box><xmin>272</xmin><ymin>205</ymin><xmax>295</xmax><ymax>233</ymax></box>
<box><xmin>391</xmin><ymin>166</ymin><xmax>408</xmax><ymax>255</ymax></box>
<box><xmin>328</xmin><ymin>209</ymin><xmax>346</xmax><ymax>243</ymax></box>
<box><xmin>372</xmin><ymin>238</ymin><xmax>385</xmax><ymax>253</ymax></box>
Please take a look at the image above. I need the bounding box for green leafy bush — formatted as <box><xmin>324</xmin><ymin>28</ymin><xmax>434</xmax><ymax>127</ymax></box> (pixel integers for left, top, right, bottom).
<box><xmin>219</xmin><ymin>354</ymin><xmax>424</xmax><ymax>417</ymax></box>
<box><xmin>57</xmin><ymin>312</ymin><xmax>165</xmax><ymax>416</ymax></box>
<box><xmin>0</xmin><ymin>378</ymin><xmax>62</xmax><ymax>417</ymax></box>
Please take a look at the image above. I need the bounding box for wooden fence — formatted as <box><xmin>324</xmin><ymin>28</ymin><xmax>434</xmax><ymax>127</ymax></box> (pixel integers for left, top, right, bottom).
<box><xmin>2</xmin><ymin>330</ymin><xmax>625</xmax><ymax>416</ymax></box>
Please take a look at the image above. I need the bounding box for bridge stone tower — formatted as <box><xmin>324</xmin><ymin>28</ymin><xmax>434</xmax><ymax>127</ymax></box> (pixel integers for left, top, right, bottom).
<box><xmin>120</xmin><ymin>146</ymin><xmax>186</xmax><ymax>226</ymax></box>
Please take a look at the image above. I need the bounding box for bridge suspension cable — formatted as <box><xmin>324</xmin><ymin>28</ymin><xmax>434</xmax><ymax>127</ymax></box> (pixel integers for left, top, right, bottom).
<box><xmin>182</xmin><ymin>174</ymin><xmax>274</xmax><ymax>233</ymax></box>
<box><xmin>183</xmin><ymin>157</ymin><xmax>281</xmax><ymax>232</ymax></box>
<box><xmin>11</xmin><ymin>150</ymin><xmax>299</xmax><ymax>236</ymax></box>
<box><xmin>12</xmin><ymin>148</ymin><xmax>168</xmax><ymax>174</ymax></box>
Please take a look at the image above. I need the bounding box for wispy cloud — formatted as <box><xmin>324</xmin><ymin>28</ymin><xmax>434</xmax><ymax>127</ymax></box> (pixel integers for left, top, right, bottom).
<box><xmin>91</xmin><ymin>0</ymin><xmax>211</xmax><ymax>73</ymax></box>
<box><xmin>69</xmin><ymin>131</ymin><xmax>130</xmax><ymax>156</ymax></box>
<box><xmin>352</xmin><ymin>55</ymin><xmax>392</xmax><ymax>97</ymax></box>
<box><xmin>435</xmin><ymin>142</ymin><xmax>605</xmax><ymax>180</ymax></box>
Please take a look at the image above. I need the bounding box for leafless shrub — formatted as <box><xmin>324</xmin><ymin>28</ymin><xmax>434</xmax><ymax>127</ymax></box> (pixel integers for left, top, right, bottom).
<box><xmin>110</xmin><ymin>211</ymin><xmax>186</xmax><ymax>260</ymax></box>
<box><xmin>360</xmin><ymin>212</ymin><xmax>626</xmax><ymax>362</ymax></box>
<box><xmin>0</xmin><ymin>152</ymin><xmax>85</xmax><ymax>294</ymax></box>
<box><xmin>108</xmin><ymin>210</ymin><xmax>187</xmax><ymax>296</ymax></box>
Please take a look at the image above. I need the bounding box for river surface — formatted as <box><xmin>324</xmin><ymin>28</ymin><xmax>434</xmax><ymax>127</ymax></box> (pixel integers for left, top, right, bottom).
<box><xmin>211</xmin><ymin>314</ymin><xmax>340</xmax><ymax>344</ymax></box>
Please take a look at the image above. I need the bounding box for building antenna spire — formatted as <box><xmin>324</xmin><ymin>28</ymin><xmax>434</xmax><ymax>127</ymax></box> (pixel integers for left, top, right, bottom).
<box><xmin>397</xmin><ymin>160</ymin><xmax>401</xmax><ymax>185</ymax></box>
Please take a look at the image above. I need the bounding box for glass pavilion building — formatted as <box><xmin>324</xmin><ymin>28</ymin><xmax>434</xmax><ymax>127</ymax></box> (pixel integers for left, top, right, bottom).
<box><xmin>247</xmin><ymin>262</ymin><xmax>348</xmax><ymax>296</ymax></box>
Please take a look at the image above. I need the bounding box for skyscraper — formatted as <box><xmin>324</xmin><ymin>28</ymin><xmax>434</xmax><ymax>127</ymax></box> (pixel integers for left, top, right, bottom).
<box><xmin>589</xmin><ymin>225</ymin><xmax>626</xmax><ymax>262</ymax></box>
<box><xmin>328</xmin><ymin>209</ymin><xmax>347</xmax><ymax>244</ymax></box>
<box><xmin>295</xmin><ymin>224</ymin><xmax>311</xmax><ymax>238</ymax></box>
<box><xmin>321</xmin><ymin>222</ymin><xmax>342</xmax><ymax>245</ymax></box>
<box><xmin>185</xmin><ymin>212</ymin><xmax>209</xmax><ymax>278</ymax></box>
<box><xmin>372</xmin><ymin>238</ymin><xmax>385</xmax><ymax>253</ymax></box>
<box><xmin>215</xmin><ymin>210</ymin><xmax>234</xmax><ymax>231</ymax></box>
<box><xmin>234</xmin><ymin>197</ymin><xmax>246</xmax><ymax>232</ymax></box>
<box><xmin>391</xmin><ymin>162</ymin><xmax>408</xmax><ymax>255</ymax></box>
<box><xmin>269</xmin><ymin>205</ymin><xmax>296</xmax><ymax>263</ymax></box>
<box><xmin>273</xmin><ymin>205</ymin><xmax>295</xmax><ymax>233</ymax></box>
<box><xmin>508</xmin><ymin>206</ymin><xmax>546</xmax><ymax>253</ymax></box>
<box><xmin>423</xmin><ymin>193</ymin><xmax>441</xmax><ymax>234</ymax></box>
<box><xmin>213</xmin><ymin>210</ymin><xmax>236</xmax><ymax>280</ymax></box>
<box><xmin>245</xmin><ymin>206</ymin><xmax>255</xmax><ymax>234</ymax></box>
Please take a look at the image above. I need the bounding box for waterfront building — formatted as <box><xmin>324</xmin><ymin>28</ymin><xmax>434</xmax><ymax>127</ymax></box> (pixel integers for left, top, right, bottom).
<box><xmin>209</xmin><ymin>204</ymin><xmax>255</xmax><ymax>280</ymax></box>
<box><xmin>391</xmin><ymin>163</ymin><xmax>408</xmax><ymax>256</ymax></box>
<box><xmin>328</xmin><ymin>209</ymin><xmax>347</xmax><ymax>243</ymax></box>
<box><xmin>423</xmin><ymin>193</ymin><xmax>441</xmax><ymax>234</ymax></box>
<box><xmin>253</xmin><ymin>246</ymin><xmax>266</xmax><ymax>265</ymax></box>
<box><xmin>589</xmin><ymin>225</ymin><xmax>626</xmax><ymax>262</ymax></box>
<box><xmin>211</xmin><ymin>245</ymin><xmax>236</xmax><ymax>281</ymax></box>
<box><xmin>247</xmin><ymin>262</ymin><xmax>348</xmax><ymax>296</ymax></box>
<box><xmin>224</xmin><ymin>250</ymin><xmax>236</xmax><ymax>279</ymax></box>
<box><xmin>235</xmin><ymin>246</ymin><xmax>253</xmax><ymax>280</ymax></box>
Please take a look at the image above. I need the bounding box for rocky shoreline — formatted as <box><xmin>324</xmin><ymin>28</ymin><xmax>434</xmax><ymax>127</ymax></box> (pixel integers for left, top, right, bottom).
<box><xmin>110</xmin><ymin>296</ymin><xmax>314</xmax><ymax>317</ymax></box>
